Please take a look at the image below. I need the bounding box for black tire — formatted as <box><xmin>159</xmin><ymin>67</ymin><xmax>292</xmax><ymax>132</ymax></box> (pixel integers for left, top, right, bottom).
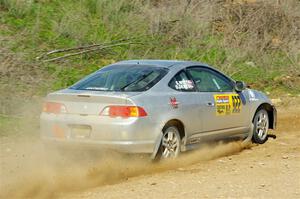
<box><xmin>155</xmin><ymin>126</ymin><xmax>181</xmax><ymax>160</ymax></box>
<box><xmin>252</xmin><ymin>109</ymin><xmax>269</xmax><ymax>144</ymax></box>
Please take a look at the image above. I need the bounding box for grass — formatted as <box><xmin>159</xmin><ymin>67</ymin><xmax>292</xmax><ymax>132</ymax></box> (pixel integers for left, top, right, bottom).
<box><xmin>0</xmin><ymin>116</ymin><xmax>20</xmax><ymax>136</ymax></box>
<box><xmin>0</xmin><ymin>114</ymin><xmax>40</xmax><ymax>137</ymax></box>
<box><xmin>0</xmin><ymin>0</ymin><xmax>299</xmax><ymax>113</ymax></box>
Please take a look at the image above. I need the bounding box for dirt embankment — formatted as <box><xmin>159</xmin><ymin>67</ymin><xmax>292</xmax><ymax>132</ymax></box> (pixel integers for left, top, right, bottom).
<box><xmin>0</xmin><ymin>98</ymin><xmax>299</xmax><ymax>199</ymax></box>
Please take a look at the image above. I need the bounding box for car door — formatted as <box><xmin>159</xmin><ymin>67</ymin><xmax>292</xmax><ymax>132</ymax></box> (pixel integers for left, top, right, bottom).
<box><xmin>168</xmin><ymin>70</ymin><xmax>203</xmax><ymax>138</ymax></box>
<box><xmin>186</xmin><ymin>66</ymin><xmax>249</xmax><ymax>138</ymax></box>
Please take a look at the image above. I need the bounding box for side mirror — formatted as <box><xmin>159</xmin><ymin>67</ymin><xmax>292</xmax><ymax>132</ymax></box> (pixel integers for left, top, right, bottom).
<box><xmin>235</xmin><ymin>81</ymin><xmax>247</xmax><ymax>92</ymax></box>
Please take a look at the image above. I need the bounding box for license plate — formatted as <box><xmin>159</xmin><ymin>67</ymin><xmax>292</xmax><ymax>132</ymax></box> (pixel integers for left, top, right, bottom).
<box><xmin>70</xmin><ymin>125</ymin><xmax>91</xmax><ymax>139</ymax></box>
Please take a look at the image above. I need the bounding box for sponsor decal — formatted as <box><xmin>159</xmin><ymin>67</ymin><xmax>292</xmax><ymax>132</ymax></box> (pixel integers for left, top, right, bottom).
<box><xmin>248</xmin><ymin>90</ymin><xmax>258</xmax><ymax>101</ymax></box>
<box><xmin>175</xmin><ymin>80</ymin><xmax>194</xmax><ymax>90</ymax></box>
<box><xmin>214</xmin><ymin>94</ymin><xmax>242</xmax><ymax>116</ymax></box>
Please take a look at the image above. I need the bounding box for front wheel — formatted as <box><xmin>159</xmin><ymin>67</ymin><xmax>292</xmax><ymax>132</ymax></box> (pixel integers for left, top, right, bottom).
<box><xmin>156</xmin><ymin>126</ymin><xmax>181</xmax><ymax>160</ymax></box>
<box><xmin>252</xmin><ymin>109</ymin><xmax>269</xmax><ymax>144</ymax></box>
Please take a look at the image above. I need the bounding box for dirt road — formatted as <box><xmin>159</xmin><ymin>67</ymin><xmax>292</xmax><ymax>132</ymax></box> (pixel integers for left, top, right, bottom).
<box><xmin>61</xmin><ymin>103</ymin><xmax>300</xmax><ymax>199</ymax></box>
<box><xmin>1</xmin><ymin>99</ymin><xmax>299</xmax><ymax>199</ymax></box>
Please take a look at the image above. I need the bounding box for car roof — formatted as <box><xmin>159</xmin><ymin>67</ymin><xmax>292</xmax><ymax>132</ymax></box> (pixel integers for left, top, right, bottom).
<box><xmin>114</xmin><ymin>60</ymin><xmax>210</xmax><ymax>68</ymax></box>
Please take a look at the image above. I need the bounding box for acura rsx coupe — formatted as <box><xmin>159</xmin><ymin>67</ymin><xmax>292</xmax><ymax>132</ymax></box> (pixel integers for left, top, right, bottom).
<box><xmin>40</xmin><ymin>60</ymin><xmax>277</xmax><ymax>159</ymax></box>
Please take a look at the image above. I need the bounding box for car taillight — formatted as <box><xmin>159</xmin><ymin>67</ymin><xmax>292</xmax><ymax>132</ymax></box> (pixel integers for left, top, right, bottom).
<box><xmin>101</xmin><ymin>106</ymin><xmax>147</xmax><ymax>118</ymax></box>
<box><xmin>43</xmin><ymin>102</ymin><xmax>67</xmax><ymax>114</ymax></box>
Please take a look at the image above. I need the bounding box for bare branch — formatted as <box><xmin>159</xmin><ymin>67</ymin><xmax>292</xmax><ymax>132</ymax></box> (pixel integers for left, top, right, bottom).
<box><xmin>41</xmin><ymin>42</ymin><xmax>142</xmax><ymax>62</ymax></box>
<box><xmin>0</xmin><ymin>113</ymin><xmax>23</xmax><ymax>119</ymax></box>
<box><xmin>36</xmin><ymin>37</ymin><xmax>140</xmax><ymax>61</ymax></box>
<box><xmin>183</xmin><ymin>0</ymin><xmax>192</xmax><ymax>16</ymax></box>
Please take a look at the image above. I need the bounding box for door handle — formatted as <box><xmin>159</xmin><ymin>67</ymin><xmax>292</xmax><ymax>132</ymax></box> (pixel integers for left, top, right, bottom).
<box><xmin>206</xmin><ymin>102</ymin><xmax>215</xmax><ymax>107</ymax></box>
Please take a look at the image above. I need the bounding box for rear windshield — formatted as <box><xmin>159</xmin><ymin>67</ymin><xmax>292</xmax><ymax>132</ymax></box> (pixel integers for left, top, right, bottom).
<box><xmin>70</xmin><ymin>65</ymin><xmax>168</xmax><ymax>92</ymax></box>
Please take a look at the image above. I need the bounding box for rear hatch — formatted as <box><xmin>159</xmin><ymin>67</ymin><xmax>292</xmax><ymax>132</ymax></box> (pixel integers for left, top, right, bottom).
<box><xmin>46</xmin><ymin>89</ymin><xmax>141</xmax><ymax>115</ymax></box>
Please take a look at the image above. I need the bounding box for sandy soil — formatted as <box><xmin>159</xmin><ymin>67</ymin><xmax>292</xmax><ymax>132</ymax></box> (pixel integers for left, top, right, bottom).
<box><xmin>0</xmin><ymin>98</ymin><xmax>299</xmax><ymax>199</ymax></box>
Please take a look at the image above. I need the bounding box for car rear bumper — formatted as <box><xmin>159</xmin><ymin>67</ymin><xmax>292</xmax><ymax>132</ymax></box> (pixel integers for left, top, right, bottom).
<box><xmin>42</xmin><ymin>137</ymin><xmax>155</xmax><ymax>153</ymax></box>
<box><xmin>40</xmin><ymin>113</ymin><xmax>161</xmax><ymax>154</ymax></box>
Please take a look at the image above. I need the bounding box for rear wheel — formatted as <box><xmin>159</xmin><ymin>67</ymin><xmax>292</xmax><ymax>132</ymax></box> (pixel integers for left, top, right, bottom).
<box><xmin>156</xmin><ymin>126</ymin><xmax>181</xmax><ymax>159</ymax></box>
<box><xmin>252</xmin><ymin>109</ymin><xmax>269</xmax><ymax>144</ymax></box>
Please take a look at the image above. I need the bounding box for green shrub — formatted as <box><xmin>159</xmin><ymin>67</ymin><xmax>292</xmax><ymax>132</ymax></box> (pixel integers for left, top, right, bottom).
<box><xmin>0</xmin><ymin>0</ymin><xmax>299</xmax><ymax>101</ymax></box>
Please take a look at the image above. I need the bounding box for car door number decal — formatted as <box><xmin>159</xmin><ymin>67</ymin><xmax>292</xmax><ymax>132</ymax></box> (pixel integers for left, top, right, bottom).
<box><xmin>214</xmin><ymin>94</ymin><xmax>242</xmax><ymax>115</ymax></box>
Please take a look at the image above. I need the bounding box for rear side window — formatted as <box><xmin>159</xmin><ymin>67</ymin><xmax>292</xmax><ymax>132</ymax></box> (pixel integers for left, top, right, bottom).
<box><xmin>70</xmin><ymin>65</ymin><xmax>168</xmax><ymax>92</ymax></box>
<box><xmin>169</xmin><ymin>71</ymin><xmax>195</xmax><ymax>92</ymax></box>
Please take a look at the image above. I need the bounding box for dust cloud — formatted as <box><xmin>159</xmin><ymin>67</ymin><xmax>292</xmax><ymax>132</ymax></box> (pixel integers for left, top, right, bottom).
<box><xmin>0</xmin><ymin>139</ymin><xmax>248</xmax><ymax>199</ymax></box>
<box><xmin>0</xmin><ymin>101</ymin><xmax>250</xmax><ymax>199</ymax></box>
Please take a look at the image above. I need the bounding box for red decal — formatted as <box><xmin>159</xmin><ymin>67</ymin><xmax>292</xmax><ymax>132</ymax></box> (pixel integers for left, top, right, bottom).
<box><xmin>170</xmin><ymin>97</ymin><xmax>179</xmax><ymax>108</ymax></box>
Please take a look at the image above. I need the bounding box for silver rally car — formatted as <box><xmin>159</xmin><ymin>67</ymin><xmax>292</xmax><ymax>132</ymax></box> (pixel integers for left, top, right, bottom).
<box><xmin>40</xmin><ymin>60</ymin><xmax>276</xmax><ymax>159</ymax></box>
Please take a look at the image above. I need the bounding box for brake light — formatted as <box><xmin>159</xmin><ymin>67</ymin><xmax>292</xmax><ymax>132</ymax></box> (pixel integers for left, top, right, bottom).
<box><xmin>101</xmin><ymin>106</ymin><xmax>147</xmax><ymax>118</ymax></box>
<box><xmin>43</xmin><ymin>102</ymin><xmax>67</xmax><ymax>114</ymax></box>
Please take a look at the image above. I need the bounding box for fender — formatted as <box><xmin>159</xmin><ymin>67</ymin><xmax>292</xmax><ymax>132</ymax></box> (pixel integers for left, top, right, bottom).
<box><xmin>151</xmin><ymin>132</ymin><xmax>163</xmax><ymax>159</ymax></box>
<box><xmin>247</xmin><ymin>89</ymin><xmax>277</xmax><ymax>130</ymax></box>
<box><xmin>254</xmin><ymin>103</ymin><xmax>277</xmax><ymax>129</ymax></box>
<box><xmin>271</xmin><ymin>105</ymin><xmax>277</xmax><ymax>129</ymax></box>
<box><xmin>151</xmin><ymin>118</ymin><xmax>186</xmax><ymax>159</ymax></box>
<box><xmin>242</xmin><ymin>123</ymin><xmax>254</xmax><ymax>146</ymax></box>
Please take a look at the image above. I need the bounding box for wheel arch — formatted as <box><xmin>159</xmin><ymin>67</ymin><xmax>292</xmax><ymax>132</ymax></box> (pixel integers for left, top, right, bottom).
<box><xmin>151</xmin><ymin>118</ymin><xmax>186</xmax><ymax>159</ymax></box>
<box><xmin>162</xmin><ymin>119</ymin><xmax>185</xmax><ymax>140</ymax></box>
<box><xmin>253</xmin><ymin>103</ymin><xmax>277</xmax><ymax>129</ymax></box>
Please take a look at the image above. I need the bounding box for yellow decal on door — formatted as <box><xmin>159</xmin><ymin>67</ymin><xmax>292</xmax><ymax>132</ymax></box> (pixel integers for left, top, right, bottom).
<box><xmin>214</xmin><ymin>94</ymin><xmax>242</xmax><ymax>116</ymax></box>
